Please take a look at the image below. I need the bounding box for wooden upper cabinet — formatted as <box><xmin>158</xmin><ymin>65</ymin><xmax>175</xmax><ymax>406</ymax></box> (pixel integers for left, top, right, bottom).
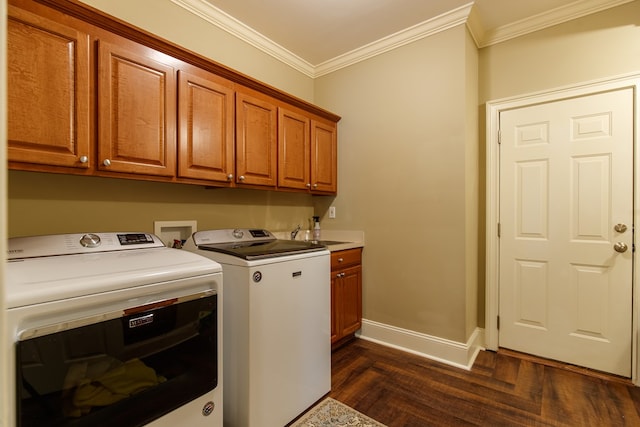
<box><xmin>97</xmin><ymin>39</ymin><xmax>177</xmax><ymax>177</ymax></box>
<box><xmin>7</xmin><ymin>0</ymin><xmax>340</xmax><ymax>190</ymax></box>
<box><xmin>278</xmin><ymin>108</ymin><xmax>338</xmax><ymax>194</ymax></box>
<box><xmin>7</xmin><ymin>5</ymin><xmax>91</xmax><ymax>169</ymax></box>
<box><xmin>235</xmin><ymin>88</ymin><xmax>278</xmax><ymax>187</ymax></box>
<box><xmin>178</xmin><ymin>68</ymin><xmax>235</xmax><ymax>184</ymax></box>
<box><xmin>311</xmin><ymin>118</ymin><xmax>338</xmax><ymax>194</ymax></box>
<box><xmin>278</xmin><ymin>107</ymin><xmax>310</xmax><ymax>190</ymax></box>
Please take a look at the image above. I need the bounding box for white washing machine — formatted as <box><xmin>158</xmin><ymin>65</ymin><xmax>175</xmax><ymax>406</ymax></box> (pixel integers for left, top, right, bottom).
<box><xmin>184</xmin><ymin>228</ymin><xmax>330</xmax><ymax>427</ymax></box>
<box><xmin>6</xmin><ymin>232</ymin><xmax>223</xmax><ymax>427</ymax></box>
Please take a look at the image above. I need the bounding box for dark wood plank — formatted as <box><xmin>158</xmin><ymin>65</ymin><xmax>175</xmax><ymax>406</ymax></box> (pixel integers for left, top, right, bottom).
<box><xmin>330</xmin><ymin>339</ymin><xmax>640</xmax><ymax>426</ymax></box>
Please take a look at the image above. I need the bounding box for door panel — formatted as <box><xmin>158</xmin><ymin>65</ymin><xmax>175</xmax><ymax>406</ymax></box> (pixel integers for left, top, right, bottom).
<box><xmin>499</xmin><ymin>88</ymin><xmax>633</xmax><ymax>377</ymax></box>
<box><xmin>98</xmin><ymin>39</ymin><xmax>176</xmax><ymax>177</ymax></box>
<box><xmin>7</xmin><ymin>6</ymin><xmax>91</xmax><ymax>169</ymax></box>
<box><xmin>177</xmin><ymin>69</ymin><xmax>235</xmax><ymax>183</ymax></box>
<box><xmin>278</xmin><ymin>107</ymin><xmax>310</xmax><ymax>190</ymax></box>
<box><xmin>235</xmin><ymin>89</ymin><xmax>277</xmax><ymax>187</ymax></box>
<box><xmin>311</xmin><ymin>119</ymin><xmax>337</xmax><ymax>193</ymax></box>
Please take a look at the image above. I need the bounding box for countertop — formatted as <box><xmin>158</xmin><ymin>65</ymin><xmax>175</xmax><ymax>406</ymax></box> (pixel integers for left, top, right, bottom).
<box><xmin>272</xmin><ymin>230</ymin><xmax>364</xmax><ymax>252</ymax></box>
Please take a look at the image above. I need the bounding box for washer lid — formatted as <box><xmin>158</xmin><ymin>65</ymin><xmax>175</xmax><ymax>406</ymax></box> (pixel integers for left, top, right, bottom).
<box><xmin>6</xmin><ymin>240</ymin><xmax>222</xmax><ymax>309</ymax></box>
<box><xmin>190</xmin><ymin>228</ymin><xmax>327</xmax><ymax>260</ymax></box>
<box><xmin>197</xmin><ymin>239</ymin><xmax>326</xmax><ymax>260</ymax></box>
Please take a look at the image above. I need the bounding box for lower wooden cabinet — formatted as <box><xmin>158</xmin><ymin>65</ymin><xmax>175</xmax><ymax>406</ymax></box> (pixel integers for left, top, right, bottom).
<box><xmin>331</xmin><ymin>248</ymin><xmax>363</xmax><ymax>348</ymax></box>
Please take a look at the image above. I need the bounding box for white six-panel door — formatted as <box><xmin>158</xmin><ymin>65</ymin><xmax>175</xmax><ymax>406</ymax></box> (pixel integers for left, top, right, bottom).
<box><xmin>499</xmin><ymin>88</ymin><xmax>633</xmax><ymax>377</ymax></box>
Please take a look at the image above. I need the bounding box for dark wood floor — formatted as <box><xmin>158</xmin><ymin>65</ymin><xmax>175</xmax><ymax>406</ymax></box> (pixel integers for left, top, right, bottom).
<box><xmin>329</xmin><ymin>339</ymin><xmax>640</xmax><ymax>426</ymax></box>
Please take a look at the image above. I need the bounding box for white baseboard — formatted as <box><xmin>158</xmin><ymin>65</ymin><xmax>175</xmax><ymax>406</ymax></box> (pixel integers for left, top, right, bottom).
<box><xmin>356</xmin><ymin>319</ymin><xmax>485</xmax><ymax>370</ymax></box>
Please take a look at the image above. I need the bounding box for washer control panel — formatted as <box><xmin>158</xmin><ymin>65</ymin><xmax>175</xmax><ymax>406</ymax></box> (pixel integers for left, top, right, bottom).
<box><xmin>192</xmin><ymin>229</ymin><xmax>276</xmax><ymax>246</ymax></box>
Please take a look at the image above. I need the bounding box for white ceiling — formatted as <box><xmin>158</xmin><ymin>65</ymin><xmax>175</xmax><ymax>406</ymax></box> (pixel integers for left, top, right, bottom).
<box><xmin>171</xmin><ymin>0</ymin><xmax>633</xmax><ymax>76</ymax></box>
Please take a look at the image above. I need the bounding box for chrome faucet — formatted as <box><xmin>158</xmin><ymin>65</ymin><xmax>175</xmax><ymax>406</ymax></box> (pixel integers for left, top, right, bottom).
<box><xmin>290</xmin><ymin>225</ymin><xmax>301</xmax><ymax>240</ymax></box>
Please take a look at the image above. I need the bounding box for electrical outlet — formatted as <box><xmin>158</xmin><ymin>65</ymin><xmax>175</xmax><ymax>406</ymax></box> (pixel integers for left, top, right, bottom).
<box><xmin>329</xmin><ymin>206</ymin><xmax>336</xmax><ymax>218</ymax></box>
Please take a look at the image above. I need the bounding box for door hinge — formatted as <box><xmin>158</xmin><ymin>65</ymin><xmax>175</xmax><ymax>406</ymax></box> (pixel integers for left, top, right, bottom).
<box><xmin>497</xmin><ymin>315</ymin><xmax>500</xmax><ymax>330</ymax></box>
<box><xmin>497</xmin><ymin>222</ymin><xmax>501</xmax><ymax>238</ymax></box>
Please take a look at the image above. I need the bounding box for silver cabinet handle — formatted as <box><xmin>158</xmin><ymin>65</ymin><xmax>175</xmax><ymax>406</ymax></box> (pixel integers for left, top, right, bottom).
<box><xmin>337</xmin><ymin>258</ymin><xmax>344</xmax><ymax>262</ymax></box>
<box><xmin>306</xmin><ymin>183</ymin><xmax>311</xmax><ymax>188</ymax></box>
<box><xmin>227</xmin><ymin>174</ymin><xmax>234</xmax><ymax>180</ymax></box>
<box><xmin>239</xmin><ymin>175</ymin><xmax>245</xmax><ymax>181</ymax></box>
<box><xmin>79</xmin><ymin>156</ymin><xmax>88</xmax><ymax>163</ymax></box>
<box><xmin>103</xmin><ymin>159</ymin><xmax>111</xmax><ymax>166</ymax></box>
<box><xmin>614</xmin><ymin>242</ymin><xmax>628</xmax><ymax>253</ymax></box>
<box><xmin>313</xmin><ymin>183</ymin><xmax>318</xmax><ymax>188</ymax></box>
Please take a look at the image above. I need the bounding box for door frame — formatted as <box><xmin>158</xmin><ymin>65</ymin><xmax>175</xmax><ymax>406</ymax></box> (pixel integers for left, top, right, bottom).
<box><xmin>485</xmin><ymin>73</ymin><xmax>640</xmax><ymax>384</ymax></box>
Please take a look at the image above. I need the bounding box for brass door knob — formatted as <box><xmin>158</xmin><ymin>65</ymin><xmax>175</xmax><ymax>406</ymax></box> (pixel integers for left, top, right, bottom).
<box><xmin>614</xmin><ymin>242</ymin><xmax>628</xmax><ymax>253</ymax></box>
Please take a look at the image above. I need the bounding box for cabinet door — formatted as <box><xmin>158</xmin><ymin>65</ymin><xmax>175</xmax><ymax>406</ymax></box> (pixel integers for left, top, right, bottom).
<box><xmin>7</xmin><ymin>6</ymin><xmax>91</xmax><ymax>169</ymax></box>
<box><xmin>178</xmin><ymin>69</ymin><xmax>235</xmax><ymax>183</ymax></box>
<box><xmin>311</xmin><ymin>119</ymin><xmax>337</xmax><ymax>194</ymax></box>
<box><xmin>340</xmin><ymin>265</ymin><xmax>363</xmax><ymax>337</ymax></box>
<box><xmin>331</xmin><ymin>273</ymin><xmax>340</xmax><ymax>343</ymax></box>
<box><xmin>98</xmin><ymin>39</ymin><xmax>176</xmax><ymax>177</ymax></box>
<box><xmin>235</xmin><ymin>89</ymin><xmax>277</xmax><ymax>187</ymax></box>
<box><xmin>278</xmin><ymin>107</ymin><xmax>310</xmax><ymax>190</ymax></box>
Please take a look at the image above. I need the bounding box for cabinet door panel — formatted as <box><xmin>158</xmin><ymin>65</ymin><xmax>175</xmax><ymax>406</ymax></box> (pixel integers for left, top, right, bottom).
<box><xmin>235</xmin><ymin>90</ymin><xmax>277</xmax><ymax>187</ymax></box>
<box><xmin>278</xmin><ymin>107</ymin><xmax>310</xmax><ymax>190</ymax></box>
<box><xmin>7</xmin><ymin>6</ymin><xmax>90</xmax><ymax>169</ymax></box>
<box><xmin>331</xmin><ymin>274</ymin><xmax>339</xmax><ymax>343</ymax></box>
<box><xmin>311</xmin><ymin>119</ymin><xmax>337</xmax><ymax>193</ymax></box>
<box><xmin>178</xmin><ymin>69</ymin><xmax>234</xmax><ymax>183</ymax></box>
<box><xmin>98</xmin><ymin>40</ymin><xmax>176</xmax><ymax>177</ymax></box>
<box><xmin>341</xmin><ymin>265</ymin><xmax>362</xmax><ymax>336</ymax></box>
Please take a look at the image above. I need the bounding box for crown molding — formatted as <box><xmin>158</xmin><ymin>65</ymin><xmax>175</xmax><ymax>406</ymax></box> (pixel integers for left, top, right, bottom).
<box><xmin>170</xmin><ymin>0</ymin><xmax>316</xmax><ymax>77</ymax></box>
<box><xmin>465</xmin><ymin>4</ymin><xmax>485</xmax><ymax>48</ymax></box>
<box><xmin>314</xmin><ymin>3</ymin><xmax>474</xmax><ymax>77</ymax></box>
<box><xmin>474</xmin><ymin>0</ymin><xmax>635</xmax><ymax>48</ymax></box>
<box><xmin>172</xmin><ymin>0</ymin><xmax>473</xmax><ymax>78</ymax></box>
<box><xmin>172</xmin><ymin>0</ymin><xmax>633</xmax><ymax>77</ymax></box>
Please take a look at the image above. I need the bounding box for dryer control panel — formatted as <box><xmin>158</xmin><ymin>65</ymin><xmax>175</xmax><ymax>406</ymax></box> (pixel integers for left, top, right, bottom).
<box><xmin>8</xmin><ymin>232</ymin><xmax>164</xmax><ymax>260</ymax></box>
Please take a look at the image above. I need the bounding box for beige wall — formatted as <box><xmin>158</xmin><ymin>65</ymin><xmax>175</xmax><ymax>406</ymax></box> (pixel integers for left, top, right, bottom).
<box><xmin>464</xmin><ymin>29</ymin><xmax>479</xmax><ymax>339</ymax></box>
<box><xmin>314</xmin><ymin>25</ymin><xmax>476</xmax><ymax>343</ymax></box>
<box><xmin>8</xmin><ymin>171</ymin><xmax>315</xmax><ymax>237</ymax></box>
<box><xmin>479</xmin><ymin>1</ymin><xmax>640</xmax><ymax>104</ymax></box>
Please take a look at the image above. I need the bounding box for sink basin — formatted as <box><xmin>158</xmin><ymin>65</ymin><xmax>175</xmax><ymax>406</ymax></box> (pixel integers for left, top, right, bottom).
<box><xmin>313</xmin><ymin>240</ymin><xmax>347</xmax><ymax>246</ymax></box>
